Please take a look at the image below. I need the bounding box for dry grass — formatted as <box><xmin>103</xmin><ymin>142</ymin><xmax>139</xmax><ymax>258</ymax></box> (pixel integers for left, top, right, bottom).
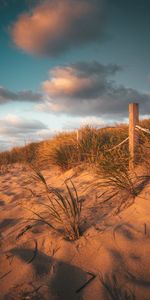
<box><xmin>0</xmin><ymin>123</ymin><xmax>129</xmax><ymax>171</ymax></box>
<box><xmin>99</xmin><ymin>273</ymin><xmax>136</xmax><ymax>300</ymax></box>
<box><xmin>0</xmin><ymin>122</ymin><xmax>149</xmax><ymax>214</ymax></box>
<box><xmin>0</xmin><ymin>120</ymin><xmax>149</xmax><ymax>170</ymax></box>
<box><xmin>97</xmin><ymin>148</ymin><xmax>136</xmax><ymax>195</ymax></box>
<box><xmin>23</xmin><ymin>165</ymin><xmax>82</xmax><ymax>241</ymax></box>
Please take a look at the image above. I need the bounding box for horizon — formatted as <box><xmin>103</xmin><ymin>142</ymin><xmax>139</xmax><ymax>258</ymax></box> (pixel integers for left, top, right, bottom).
<box><xmin>1</xmin><ymin>0</ymin><xmax>150</xmax><ymax>150</ymax></box>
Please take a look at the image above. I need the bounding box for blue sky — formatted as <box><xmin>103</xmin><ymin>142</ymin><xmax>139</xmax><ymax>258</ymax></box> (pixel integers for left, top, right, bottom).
<box><xmin>0</xmin><ymin>0</ymin><xmax>150</xmax><ymax>150</ymax></box>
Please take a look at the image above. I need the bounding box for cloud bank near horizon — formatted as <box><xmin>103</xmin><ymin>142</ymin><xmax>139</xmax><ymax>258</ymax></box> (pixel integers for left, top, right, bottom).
<box><xmin>11</xmin><ymin>0</ymin><xmax>106</xmax><ymax>56</ymax></box>
<box><xmin>0</xmin><ymin>114</ymin><xmax>52</xmax><ymax>151</ymax></box>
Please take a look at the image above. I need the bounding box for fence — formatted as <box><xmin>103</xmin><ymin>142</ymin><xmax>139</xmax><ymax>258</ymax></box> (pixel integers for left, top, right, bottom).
<box><xmin>76</xmin><ymin>103</ymin><xmax>149</xmax><ymax>170</ymax></box>
<box><xmin>129</xmin><ymin>103</ymin><xmax>139</xmax><ymax>169</ymax></box>
<box><xmin>109</xmin><ymin>103</ymin><xmax>149</xmax><ymax>170</ymax></box>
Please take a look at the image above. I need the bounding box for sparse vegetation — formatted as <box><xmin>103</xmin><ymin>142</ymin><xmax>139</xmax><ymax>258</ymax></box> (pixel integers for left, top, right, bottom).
<box><xmin>0</xmin><ymin>120</ymin><xmax>149</xmax><ymax>214</ymax></box>
<box><xmin>0</xmin><ymin>119</ymin><xmax>150</xmax><ymax>300</ymax></box>
<box><xmin>99</xmin><ymin>273</ymin><xmax>136</xmax><ymax>300</ymax></box>
<box><xmin>24</xmin><ymin>166</ymin><xmax>82</xmax><ymax>241</ymax></box>
<box><xmin>0</xmin><ymin>124</ymin><xmax>129</xmax><ymax>171</ymax></box>
<box><xmin>97</xmin><ymin>148</ymin><xmax>137</xmax><ymax>196</ymax></box>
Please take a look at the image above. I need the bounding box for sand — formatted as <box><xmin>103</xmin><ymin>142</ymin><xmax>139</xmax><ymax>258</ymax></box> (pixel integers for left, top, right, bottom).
<box><xmin>0</xmin><ymin>164</ymin><xmax>150</xmax><ymax>300</ymax></box>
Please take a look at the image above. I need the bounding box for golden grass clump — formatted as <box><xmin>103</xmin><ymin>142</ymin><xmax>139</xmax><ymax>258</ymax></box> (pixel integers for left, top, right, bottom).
<box><xmin>34</xmin><ymin>131</ymin><xmax>77</xmax><ymax>170</ymax></box>
<box><xmin>41</xmin><ymin>125</ymin><xmax>128</xmax><ymax>170</ymax></box>
<box><xmin>0</xmin><ymin>119</ymin><xmax>149</xmax><ymax>174</ymax></box>
<box><xmin>25</xmin><ymin>165</ymin><xmax>82</xmax><ymax>241</ymax></box>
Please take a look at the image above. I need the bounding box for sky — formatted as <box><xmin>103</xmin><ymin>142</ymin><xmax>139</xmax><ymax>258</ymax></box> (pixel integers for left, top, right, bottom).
<box><xmin>0</xmin><ymin>0</ymin><xmax>150</xmax><ymax>151</ymax></box>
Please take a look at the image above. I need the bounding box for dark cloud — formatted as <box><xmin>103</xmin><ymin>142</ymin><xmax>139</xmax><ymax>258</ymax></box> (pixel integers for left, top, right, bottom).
<box><xmin>40</xmin><ymin>61</ymin><xmax>150</xmax><ymax>117</ymax></box>
<box><xmin>42</xmin><ymin>62</ymin><xmax>121</xmax><ymax>99</ymax></box>
<box><xmin>11</xmin><ymin>0</ymin><xmax>106</xmax><ymax>56</ymax></box>
<box><xmin>0</xmin><ymin>87</ymin><xmax>42</xmax><ymax>104</ymax></box>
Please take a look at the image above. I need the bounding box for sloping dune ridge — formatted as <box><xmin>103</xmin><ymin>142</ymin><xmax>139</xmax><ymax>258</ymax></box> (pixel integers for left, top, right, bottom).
<box><xmin>0</xmin><ymin>164</ymin><xmax>150</xmax><ymax>300</ymax></box>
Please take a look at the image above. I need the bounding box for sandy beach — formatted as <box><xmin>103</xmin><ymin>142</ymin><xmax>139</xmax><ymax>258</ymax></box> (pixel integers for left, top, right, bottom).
<box><xmin>0</xmin><ymin>165</ymin><xmax>150</xmax><ymax>300</ymax></box>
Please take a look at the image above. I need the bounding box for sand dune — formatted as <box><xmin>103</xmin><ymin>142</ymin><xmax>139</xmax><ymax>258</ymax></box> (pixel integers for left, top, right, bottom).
<box><xmin>0</xmin><ymin>165</ymin><xmax>150</xmax><ymax>299</ymax></box>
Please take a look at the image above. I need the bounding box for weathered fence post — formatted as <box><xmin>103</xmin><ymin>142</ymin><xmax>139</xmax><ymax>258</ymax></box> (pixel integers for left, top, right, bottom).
<box><xmin>76</xmin><ymin>130</ymin><xmax>79</xmax><ymax>143</ymax></box>
<box><xmin>129</xmin><ymin>103</ymin><xmax>139</xmax><ymax>170</ymax></box>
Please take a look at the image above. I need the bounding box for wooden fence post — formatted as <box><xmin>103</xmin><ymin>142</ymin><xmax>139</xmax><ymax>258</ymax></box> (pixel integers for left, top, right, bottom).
<box><xmin>76</xmin><ymin>130</ymin><xmax>79</xmax><ymax>143</ymax></box>
<box><xmin>129</xmin><ymin>103</ymin><xmax>139</xmax><ymax>170</ymax></box>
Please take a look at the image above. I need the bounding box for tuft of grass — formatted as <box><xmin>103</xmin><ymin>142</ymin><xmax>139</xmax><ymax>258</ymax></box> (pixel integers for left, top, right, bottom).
<box><xmin>36</xmin><ymin>131</ymin><xmax>79</xmax><ymax>171</ymax></box>
<box><xmin>25</xmin><ymin>166</ymin><xmax>82</xmax><ymax>241</ymax></box>
<box><xmin>97</xmin><ymin>146</ymin><xmax>137</xmax><ymax>196</ymax></box>
<box><xmin>96</xmin><ymin>132</ymin><xmax>150</xmax><ymax>212</ymax></box>
<box><xmin>77</xmin><ymin>126</ymin><xmax>102</xmax><ymax>164</ymax></box>
<box><xmin>135</xmin><ymin>124</ymin><xmax>150</xmax><ymax>171</ymax></box>
<box><xmin>49</xmin><ymin>143</ymin><xmax>78</xmax><ymax>171</ymax></box>
<box><xmin>99</xmin><ymin>273</ymin><xmax>136</xmax><ymax>300</ymax></box>
<box><xmin>95</xmin><ymin>145</ymin><xmax>140</xmax><ymax>213</ymax></box>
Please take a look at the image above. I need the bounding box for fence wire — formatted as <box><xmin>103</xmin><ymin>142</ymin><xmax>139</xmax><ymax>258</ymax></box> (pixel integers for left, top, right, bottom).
<box><xmin>106</xmin><ymin>124</ymin><xmax>150</xmax><ymax>153</ymax></box>
<box><xmin>136</xmin><ymin>125</ymin><xmax>150</xmax><ymax>134</ymax></box>
<box><xmin>106</xmin><ymin>137</ymin><xmax>129</xmax><ymax>152</ymax></box>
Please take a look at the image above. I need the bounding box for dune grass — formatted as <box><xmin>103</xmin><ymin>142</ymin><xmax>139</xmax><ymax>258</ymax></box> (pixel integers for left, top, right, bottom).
<box><xmin>97</xmin><ymin>148</ymin><xmax>137</xmax><ymax>195</ymax></box>
<box><xmin>99</xmin><ymin>273</ymin><xmax>136</xmax><ymax>300</ymax></box>
<box><xmin>0</xmin><ymin>124</ymin><xmax>128</xmax><ymax>170</ymax></box>
<box><xmin>24</xmin><ymin>165</ymin><xmax>82</xmax><ymax>241</ymax></box>
<box><xmin>0</xmin><ymin>120</ymin><xmax>149</xmax><ymax>172</ymax></box>
<box><xmin>0</xmin><ymin>121</ymin><xmax>149</xmax><ymax>210</ymax></box>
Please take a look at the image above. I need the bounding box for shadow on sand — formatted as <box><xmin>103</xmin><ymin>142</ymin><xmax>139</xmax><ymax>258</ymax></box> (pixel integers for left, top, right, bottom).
<box><xmin>10</xmin><ymin>247</ymin><xmax>87</xmax><ymax>299</ymax></box>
